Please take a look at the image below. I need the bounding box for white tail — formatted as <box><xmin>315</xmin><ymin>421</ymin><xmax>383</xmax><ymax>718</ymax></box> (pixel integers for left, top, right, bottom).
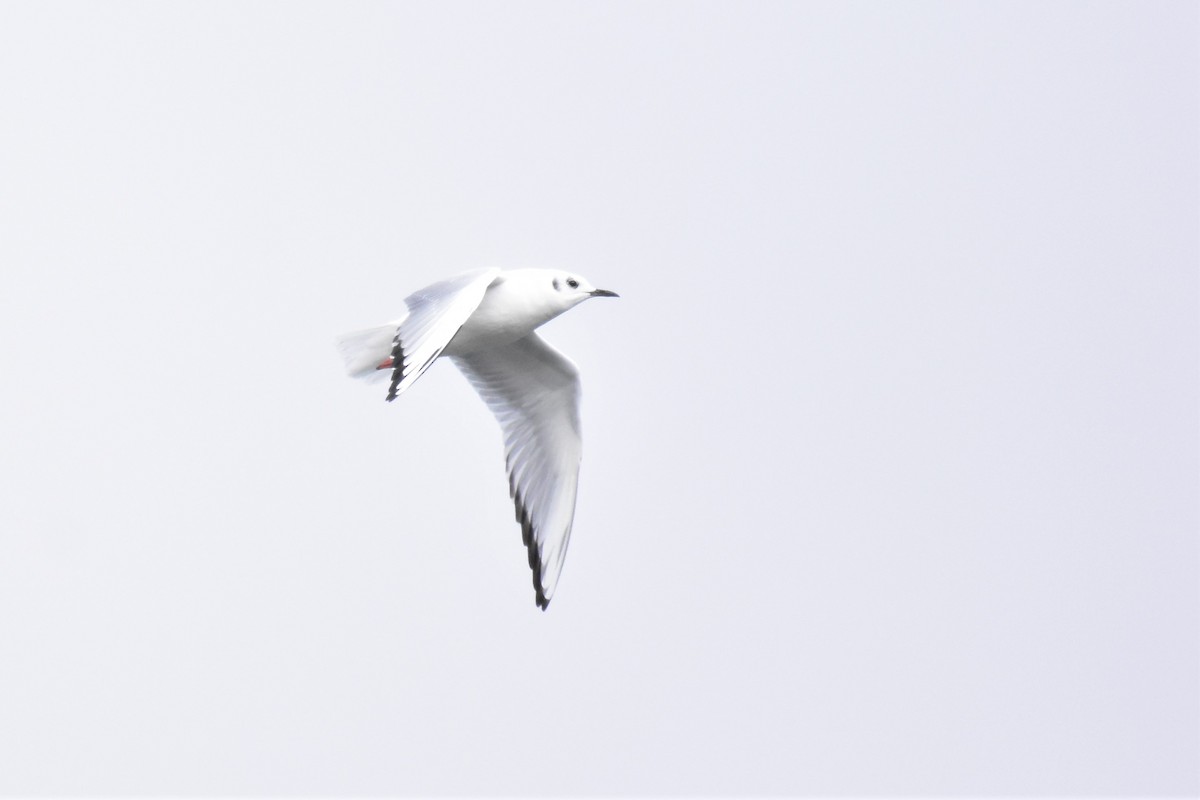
<box><xmin>335</xmin><ymin>320</ymin><xmax>403</xmax><ymax>382</ymax></box>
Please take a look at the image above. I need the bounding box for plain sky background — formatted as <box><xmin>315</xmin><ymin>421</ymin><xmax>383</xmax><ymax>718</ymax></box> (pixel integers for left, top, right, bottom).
<box><xmin>0</xmin><ymin>1</ymin><xmax>1196</xmax><ymax>795</ymax></box>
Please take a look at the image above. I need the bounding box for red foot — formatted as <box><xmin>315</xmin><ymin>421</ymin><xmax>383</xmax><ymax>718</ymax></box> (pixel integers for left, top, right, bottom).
<box><xmin>376</xmin><ymin>357</ymin><xmax>395</xmax><ymax>370</ymax></box>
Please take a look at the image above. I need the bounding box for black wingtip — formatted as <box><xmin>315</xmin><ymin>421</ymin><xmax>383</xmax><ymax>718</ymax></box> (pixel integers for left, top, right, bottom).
<box><xmin>516</xmin><ymin>492</ymin><xmax>551</xmax><ymax>611</ymax></box>
<box><xmin>534</xmin><ymin>567</ymin><xmax>549</xmax><ymax>610</ymax></box>
<box><xmin>386</xmin><ymin>330</ymin><xmax>406</xmax><ymax>402</ymax></box>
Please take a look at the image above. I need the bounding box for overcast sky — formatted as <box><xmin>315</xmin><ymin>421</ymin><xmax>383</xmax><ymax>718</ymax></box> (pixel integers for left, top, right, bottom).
<box><xmin>0</xmin><ymin>1</ymin><xmax>1196</xmax><ymax>795</ymax></box>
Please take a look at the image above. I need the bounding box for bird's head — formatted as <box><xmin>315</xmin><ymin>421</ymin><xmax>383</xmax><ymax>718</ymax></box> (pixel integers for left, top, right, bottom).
<box><xmin>547</xmin><ymin>271</ymin><xmax>619</xmax><ymax>309</ymax></box>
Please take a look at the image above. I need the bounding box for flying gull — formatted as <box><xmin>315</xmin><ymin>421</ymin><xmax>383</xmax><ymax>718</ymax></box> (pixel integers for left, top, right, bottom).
<box><xmin>336</xmin><ymin>268</ymin><xmax>618</xmax><ymax>609</ymax></box>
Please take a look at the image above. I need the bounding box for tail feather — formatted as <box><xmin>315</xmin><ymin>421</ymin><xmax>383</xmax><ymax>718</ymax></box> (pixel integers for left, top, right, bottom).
<box><xmin>335</xmin><ymin>320</ymin><xmax>403</xmax><ymax>383</ymax></box>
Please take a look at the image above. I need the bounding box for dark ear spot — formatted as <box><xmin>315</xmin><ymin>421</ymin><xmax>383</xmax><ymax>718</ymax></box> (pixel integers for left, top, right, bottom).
<box><xmin>553</xmin><ymin>278</ymin><xmax>561</xmax><ymax>291</ymax></box>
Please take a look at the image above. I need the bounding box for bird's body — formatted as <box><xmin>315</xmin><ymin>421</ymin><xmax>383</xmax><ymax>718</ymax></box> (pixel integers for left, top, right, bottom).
<box><xmin>336</xmin><ymin>268</ymin><xmax>617</xmax><ymax>609</ymax></box>
<box><xmin>443</xmin><ymin>269</ymin><xmax>574</xmax><ymax>356</ymax></box>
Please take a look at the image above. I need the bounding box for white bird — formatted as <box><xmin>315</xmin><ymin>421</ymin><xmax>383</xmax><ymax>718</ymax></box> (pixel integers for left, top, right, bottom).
<box><xmin>336</xmin><ymin>268</ymin><xmax>619</xmax><ymax>609</ymax></box>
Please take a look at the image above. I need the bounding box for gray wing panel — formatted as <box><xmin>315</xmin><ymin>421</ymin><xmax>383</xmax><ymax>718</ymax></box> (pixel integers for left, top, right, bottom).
<box><xmin>452</xmin><ymin>333</ymin><xmax>582</xmax><ymax>608</ymax></box>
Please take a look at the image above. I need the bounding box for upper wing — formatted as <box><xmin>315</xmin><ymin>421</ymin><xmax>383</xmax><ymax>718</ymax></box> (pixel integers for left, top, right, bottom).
<box><xmin>452</xmin><ymin>333</ymin><xmax>582</xmax><ymax>609</ymax></box>
<box><xmin>385</xmin><ymin>268</ymin><xmax>500</xmax><ymax>400</ymax></box>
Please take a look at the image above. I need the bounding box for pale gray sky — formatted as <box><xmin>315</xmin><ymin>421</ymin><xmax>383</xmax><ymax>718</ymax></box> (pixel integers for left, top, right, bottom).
<box><xmin>0</xmin><ymin>1</ymin><xmax>1196</xmax><ymax>795</ymax></box>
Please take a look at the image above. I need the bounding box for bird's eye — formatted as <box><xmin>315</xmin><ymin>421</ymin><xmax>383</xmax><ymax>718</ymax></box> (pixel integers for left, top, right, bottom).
<box><xmin>567</xmin><ymin>278</ymin><xmax>579</xmax><ymax>289</ymax></box>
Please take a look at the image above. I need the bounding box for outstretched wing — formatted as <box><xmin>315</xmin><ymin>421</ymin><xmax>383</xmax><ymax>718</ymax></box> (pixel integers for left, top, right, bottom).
<box><xmin>385</xmin><ymin>268</ymin><xmax>500</xmax><ymax>401</ymax></box>
<box><xmin>452</xmin><ymin>333</ymin><xmax>582</xmax><ymax>609</ymax></box>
